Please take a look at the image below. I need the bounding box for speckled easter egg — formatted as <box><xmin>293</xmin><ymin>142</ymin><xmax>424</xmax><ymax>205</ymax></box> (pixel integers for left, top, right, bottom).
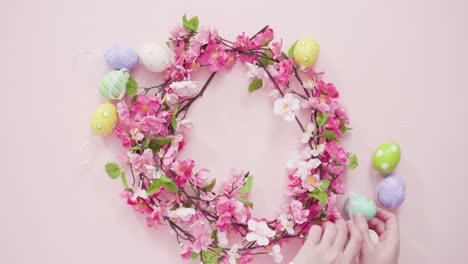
<box><xmin>137</xmin><ymin>42</ymin><xmax>172</xmax><ymax>73</ymax></box>
<box><xmin>90</xmin><ymin>103</ymin><xmax>118</xmax><ymax>135</ymax></box>
<box><xmin>104</xmin><ymin>45</ymin><xmax>139</xmax><ymax>70</ymax></box>
<box><xmin>98</xmin><ymin>69</ymin><xmax>130</xmax><ymax>100</ymax></box>
<box><xmin>293</xmin><ymin>37</ymin><xmax>320</xmax><ymax>68</ymax></box>
<box><xmin>369</xmin><ymin>230</ymin><xmax>380</xmax><ymax>245</ymax></box>
<box><xmin>372</xmin><ymin>142</ymin><xmax>401</xmax><ymax>173</ymax></box>
<box><xmin>377</xmin><ymin>175</ymin><xmax>406</xmax><ymax>209</ymax></box>
<box><xmin>344</xmin><ymin>194</ymin><xmax>377</xmax><ymax>220</ymax></box>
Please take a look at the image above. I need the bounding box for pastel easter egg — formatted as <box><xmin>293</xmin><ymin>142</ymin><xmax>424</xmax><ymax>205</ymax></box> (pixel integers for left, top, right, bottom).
<box><xmin>90</xmin><ymin>103</ymin><xmax>118</xmax><ymax>135</ymax></box>
<box><xmin>137</xmin><ymin>42</ymin><xmax>172</xmax><ymax>73</ymax></box>
<box><xmin>104</xmin><ymin>45</ymin><xmax>139</xmax><ymax>70</ymax></box>
<box><xmin>377</xmin><ymin>175</ymin><xmax>406</xmax><ymax>209</ymax></box>
<box><xmin>369</xmin><ymin>230</ymin><xmax>380</xmax><ymax>245</ymax></box>
<box><xmin>372</xmin><ymin>142</ymin><xmax>401</xmax><ymax>173</ymax></box>
<box><xmin>98</xmin><ymin>69</ymin><xmax>130</xmax><ymax>100</ymax></box>
<box><xmin>293</xmin><ymin>37</ymin><xmax>320</xmax><ymax>68</ymax></box>
<box><xmin>344</xmin><ymin>194</ymin><xmax>377</xmax><ymax>220</ymax></box>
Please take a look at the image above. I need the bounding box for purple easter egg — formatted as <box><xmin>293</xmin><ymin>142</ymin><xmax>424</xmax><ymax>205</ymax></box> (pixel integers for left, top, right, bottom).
<box><xmin>104</xmin><ymin>45</ymin><xmax>139</xmax><ymax>70</ymax></box>
<box><xmin>377</xmin><ymin>175</ymin><xmax>406</xmax><ymax>209</ymax></box>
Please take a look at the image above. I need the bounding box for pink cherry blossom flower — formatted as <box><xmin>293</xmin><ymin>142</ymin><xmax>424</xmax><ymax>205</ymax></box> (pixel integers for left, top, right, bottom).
<box><xmin>271</xmin><ymin>39</ymin><xmax>283</xmax><ymax>59</ymax></box>
<box><xmin>318</xmin><ymin>80</ymin><xmax>339</xmax><ymax>98</ymax></box>
<box><xmin>239</xmin><ymin>252</ymin><xmax>254</xmax><ymax>264</ymax></box>
<box><xmin>128</xmin><ymin>149</ymin><xmax>155</xmax><ymax>175</ymax></box>
<box><xmin>327</xmin><ymin>164</ymin><xmax>346</xmax><ymax>176</ymax></box>
<box><xmin>302</xmin><ymin>96</ymin><xmax>330</xmax><ymax>113</ymax></box>
<box><xmin>220</xmin><ymin>169</ymin><xmax>246</xmax><ymax>195</ymax></box>
<box><xmin>269</xmin><ymin>59</ymin><xmax>293</xmax><ymax>85</ymax></box>
<box><xmin>252</xmin><ymin>28</ymin><xmax>274</xmax><ymax>48</ymax></box>
<box><xmin>139</xmin><ymin>115</ymin><xmax>169</xmax><ymax>136</ymax></box>
<box><xmin>246</xmin><ymin>219</ymin><xmax>275</xmax><ymax>246</ymax></box>
<box><xmin>273</xmin><ymin>93</ymin><xmax>300</xmax><ymax>122</ymax></box>
<box><xmin>114</xmin><ymin>126</ymin><xmax>132</xmax><ymax>148</ymax></box>
<box><xmin>216</xmin><ymin>211</ymin><xmax>232</xmax><ymax>232</ymax></box>
<box><xmin>290</xmin><ymin>200</ymin><xmax>309</xmax><ymax>224</ymax></box>
<box><xmin>179</xmin><ymin>244</ymin><xmax>193</xmax><ymax>260</ymax></box>
<box><xmin>217</xmin><ymin>231</ymin><xmax>229</xmax><ymax>247</ymax></box>
<box><xmin>324</xmin><ymin>116</ymin><xmax>341</xmax><ymax>135</ymax></box>
<box><xmin>170</xmin><ymin>24</ymin><xmax>190</xmax><ymax>39</ymax></box>
<box><xmin>326</xmin><ymin>141</ymin><xmax>348</xmax><ymax>165</ymax></box>
<box><xmin>146</xmin><ymin>206</ymin><xmax>162</xmax><ymax>229</ymax></box>
<box><xmin>302</xmin><ymin>173</ymin><xmax>322</xmax><ymax>192</ymax></box>
<box><xmin>199</xmin><ymin>40</ymin><xmax>229</xmax><ymax>72</ymax></box>
<box><xmin>193</xmin><ymin>221</ymin><xmax>212</xmax><ymax>253</ymax></box>
<box><xmin>171</xmin><ymin>159</ymin><xmax>194</xmax><ymax>186</ymax></box>
<box><xmin>193</xmin><ymin>26</ymin><xmax>212</xmax><ymax>44</ymax></box>
<box><xmin>332</xmin><ymin>177</ymin><xmax>346</xmax><ymax>194</ymax></box>
<box><xmin>116</xmin><ymin>101</ymin><xmax>132</xmax><ymax>129</ymax></box>
<box><xmin>170</xmin><ymin>80</ymin><xmax>200</xmax><ymax>98</ymax></box>
<box><xmin>194</xmin><ymin>168</ymin><xmax>212</xmax><ymax>188</ymax></box>
<box><xmin>131</xmin><ymin>94</ymin><xmax>162</xmax><ymax>117</ymax></box>
<box><xmin>327</xmin><ymin>194</ymin><xmax>341</xmax><ymax>221</ymax></box>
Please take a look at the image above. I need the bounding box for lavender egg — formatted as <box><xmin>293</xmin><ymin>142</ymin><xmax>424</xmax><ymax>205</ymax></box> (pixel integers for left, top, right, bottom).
<box><xmin>104</xmin><ymin>45</ymin><xmax>139</xmax><ymax>70</ymax></box>
<box><xmin>377</xmin><ymin>175</ymin><xmax>406</xmax><ymax>209</ymax></box>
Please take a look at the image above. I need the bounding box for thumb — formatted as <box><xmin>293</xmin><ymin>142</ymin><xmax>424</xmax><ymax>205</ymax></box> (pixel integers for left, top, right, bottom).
<box><xmin>353</xmin><ymin>213</ymin><xmax>374</xmax><ymax>250</ymax></box>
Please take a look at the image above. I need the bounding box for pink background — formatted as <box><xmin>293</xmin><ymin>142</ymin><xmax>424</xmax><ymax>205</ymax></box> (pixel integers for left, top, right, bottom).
<box><xmin>3</xmin><ymin>0</ymin><xmax>468</xmax><ymax>263</ymax></box>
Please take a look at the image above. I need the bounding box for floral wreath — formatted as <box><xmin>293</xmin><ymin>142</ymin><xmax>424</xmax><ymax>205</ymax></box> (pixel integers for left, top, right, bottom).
<box><xmin>92</xmin><ymin>15</ymin><xmax>358</xmax><ymax>264</ymax></box>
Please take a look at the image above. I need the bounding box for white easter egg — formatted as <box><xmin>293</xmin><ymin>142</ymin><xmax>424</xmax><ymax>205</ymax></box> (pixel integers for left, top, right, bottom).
<box><xmin>137</xmin><ymin>42</ymin><xmax>172</xmax><ymax>73</ymax></box>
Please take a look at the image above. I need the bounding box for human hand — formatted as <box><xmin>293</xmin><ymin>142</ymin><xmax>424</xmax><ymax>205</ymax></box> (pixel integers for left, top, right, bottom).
<box><xmin>291</xmin><ymin>219</ymin><xmax>362</xmax><ymax>264</ymax></box>
<box><xmin>354</xmin><ymin>208</ymin><xmax>400</xmax><ymax>264</ymax></box>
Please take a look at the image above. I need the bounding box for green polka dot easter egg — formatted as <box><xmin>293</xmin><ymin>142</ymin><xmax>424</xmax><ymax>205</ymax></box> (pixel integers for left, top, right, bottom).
<box><xmin>293</xmin><ymin>37</ymin><xmax>320</xmax><ymax>68</ymax></box>
<box><xmin>90</xmin><ymin>103</ymin><xmax>118</xmax><ymax>135</ymax></box>
<box><xmin>372</xmin><ymin>142</ymin><xmax>401</xmax><ymax>173</ymax></box>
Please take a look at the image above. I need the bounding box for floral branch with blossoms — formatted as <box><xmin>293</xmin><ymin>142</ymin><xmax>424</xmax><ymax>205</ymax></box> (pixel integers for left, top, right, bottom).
<box><xmin>101</xmin><ymin>15</ymin><xmax>358</xmax><ymax>264</ymax></box>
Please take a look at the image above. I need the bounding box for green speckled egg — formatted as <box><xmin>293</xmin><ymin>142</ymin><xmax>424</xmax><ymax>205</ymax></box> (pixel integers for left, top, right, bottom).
<box><xmin>372</xmin><ymin>142</ymin><xmax>401</xmax><ymax>174</ymax></box>
<box><xmin>344</xmin><ymin>194</ymin><xmax>377</xmax><ymax>220</ymax></box>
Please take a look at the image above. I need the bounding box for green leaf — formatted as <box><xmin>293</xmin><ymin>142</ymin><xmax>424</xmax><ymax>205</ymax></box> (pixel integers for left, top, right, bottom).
<box><xmin>171</xmin><ymin>106</ymin><xmax>178</xmax><ymax>130</ymax></box>
<box><xmin>239</xmin><ymin>175</ymin><xmax>253</xmax><ymax>194</ymax></box>
<box><xmin>211</xmin><ymin>229</ymin><xmax>218</xmax><ymax>241</ymax></box>
<box><xmin>191</xmin><ymin>252</ymin><xmax>199</xmax><ymax>260</ymax></box>
<box><xmin>240</xmin><ymin>197</ymin><xmax>254</xmax><ymax>209</ymax></box>
<box><xmin>120</xmin><ymin>172</ymin><xmax>129</xmax><ymax>189</ymax></box>
<box><xmin>148</xmin><ymin>137</ymin><xmax>173</xmax><ymax>153</ymax></box>
<box><xmin>316</xmin><ymin>112</ymin><xmax>329</xmax><ymax>126</ymax></box>
<box><xmin>130</xmin><ymin>145</ymin><xmax>141</xmax><ymax>151</ymax></box>
<box><xmin>143</xmin><ymin>137</ymin><xmax>151</xmax><ymax>148</ymax></box>
<box><xmin>259</xmin><ymin>50</ymin><xmax>274</xmax><ymax>65</ymax></box>
<box><xmin>126</xmin><ymin>76</ymin><xmax>138</xmax><ymax>95</ymax></box>
<box><xmin>105</xmin><ymin>162</ymin><xmax>120</xmax><ymax>179</ymax></box>
<box><xmin>347</xmin><ymin>154</ymin><xmax>359</xmax><ymax>170</ymax></box>
<box><xmin>201</xmin><ymin>250</ymin><xmax>219</xmax><ymax>264</ymax></box>
<box><xmin>182</xmin><ymin>15</ymin><xmax>199</xmax><ymax>32</ymax></box>
<box><xmin>288</xmin><ymin>40</ymin><xmax>298</xmax><ymax>58</ymax></box>
<box><xmin>309</xmin><ymin>191</ymin><xmax>328</xmax><ymax>203</ymax></box>
<box><xmin>202</xmin><ymin>179</ymin><xmax>216</xmax><ymax>192</ymax></box>
<box><xmin>248</xmin><ymin>79</ymin><xmax>263</xmax><ymax>92</ymax></box>
<box><xmin>131</xmin><ymin>95</ymin><xmax>138</xmax><ymax>105</ymax></box>
<box><xmin>160</xmin><ymin>175</ymin><xmax>179</xmax><ymax>193</ymax></box>
<box><xmin>319</xmin><ymin>180</ymin><xmax>330</xmax><ymax>191</ymax></box>
<box><xmin>147</xmin><ymin>180</ymin><xmax>161</xmax><ymax>195</ymax></box>
<box><xmin>323</xmin><ymin>130</ymin><xmax>338</xmax><ymax>141</ymax></box>
<box><xmin>339</xmin><ymin>118</ymin><xmax>351</xmax><ymax>134</ymax></box>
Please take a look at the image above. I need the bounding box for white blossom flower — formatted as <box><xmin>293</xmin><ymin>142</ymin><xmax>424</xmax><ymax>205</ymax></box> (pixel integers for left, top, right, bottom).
<box><xmin>269</xmin><ymin>244</ymin><xmax>284</xmax><ymax>263</ymax></box>
<box><xmin>170</xmin><ymin>80</ymin><xmax>199</xmax><ymax>97</ymax></box>
<box><xmin>277</xmin><ymin>214</ymin><xmax>295</xmax><ymax>235</ymax></box>
<box><xmin>168</xmin><ymin>207</ymin><xmax>196</xmax><ymax>222</ymax></box>
<box><xmin>310</xmin><ymin>144</ymin><xmax>325</xmax><ymax>157</ymax></box>
<box><xmin>295</xmin><ymin>158</ymin><xmax>321</xmax><ymax>180</ymax></box>
<box><xmin>303</xmin><ymin>79</ymin><xmax>316</xmax><ymax>89</ymax></box>
<box><xmin>217</xmin><ymin>231</ymin><xmax>229</xmax><ymax>247</ymax></box>
<box><xmin>246</xmin><ymin>219</ymin><xmax>276</xmax><ymax>246</ymax></box>
<box><xmin>301</xmin><ymin>123</ymin><xmax>316</xmax><ymax>143</ymax></box>
<box><xmin>269</xmin><ymin>89</ymin><xmax>281</xmax><ymax>100</ymax></box>
<box><xmin>131</xmin><ymin>188</ymin><xmax>148</xmax><ymax>201</ymax></box>
<box><xmin>246</xmin><ymin>62</ymin><xmax>260</xmax><ymax>79</ymax></box>
<box><xmin>228</xmin><ymin>244</ymin><xmax>241</xmax><ymax>264</ymax></box>
<box><xmin>273</xmin><ymin>93</ymin><xmax>300</xmax><ymax>122</ymax></box>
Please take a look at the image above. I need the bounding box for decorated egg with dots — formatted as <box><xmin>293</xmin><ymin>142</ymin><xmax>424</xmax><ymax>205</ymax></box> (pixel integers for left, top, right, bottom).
<box><xmin>372</xmin><ymin>142</ymin><xmax>401</xmax><ymax>174</ymax></box>
<box><xmin>344</xmin><ymin>194</ymin><xmax>377</xmax><ymax>220</ymax></box>
<box><xmin>377</xmin><ymin>175</ymin><xmax>406</xmax><ymax>209</ymax></box>
<box><xmin>104</xmin><ymin>45</ymin><xmax>139</xmax><ymax>71</ymax></box>
<box><xmin>369</xmin><ymin>229</ymin><xmax>380</xmax><ymax>245</ymax></box>
<box><xmin>137</xmin><ymin>42</ymin><xmax>172</xmax><ymax>73</ymax></box>
<box><xmin>98</xmin><ymin>69</ymin><xmax>130</xmax><ymax>100</ymax></box>
<box><xmin>90</xmin><ymin>103</ymin><xmax>118</xmax><ymax>135</ymax></box>
<box><xmin>293</xmin><ymin>37</ymin><xmax>320</xmax><ymax>68</ymax></box>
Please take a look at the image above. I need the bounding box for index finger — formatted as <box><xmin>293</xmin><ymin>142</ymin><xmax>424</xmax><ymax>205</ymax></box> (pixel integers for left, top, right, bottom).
<box><xmin>375</xmin><ymin>208</ymin><xmax>399</xmax><ymax>238</ymax></box>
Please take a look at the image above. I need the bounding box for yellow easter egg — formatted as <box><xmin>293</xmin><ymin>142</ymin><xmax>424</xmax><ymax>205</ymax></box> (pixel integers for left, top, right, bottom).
<box><xmin>90</xmin><ymin>103</ymin><xmax>118</xmax><ymax>135</ymax></box>
<box><xmin>293</xmin><ymin>37</ymin><xmax>320</xmax><ymax>68</ymax></box>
